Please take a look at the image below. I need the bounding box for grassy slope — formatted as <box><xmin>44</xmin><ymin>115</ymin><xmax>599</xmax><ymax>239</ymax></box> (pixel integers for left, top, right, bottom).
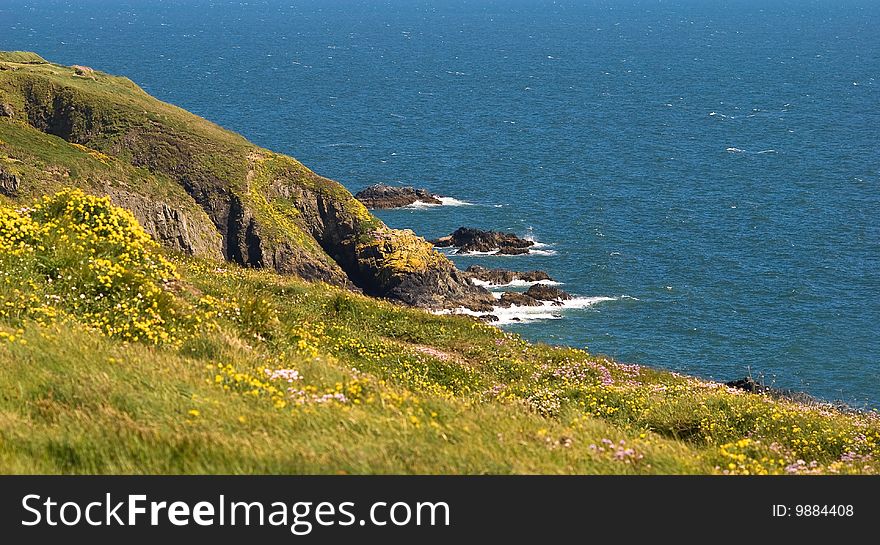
<box><xmin>0</xmin><ymin>194</ymin><xmax>878</xmax><ymax>474</ymax></box>
<box><xmin>0</xmin><ymin>119</ymin><xmax>208</xmax><ymax>213</ymax></box>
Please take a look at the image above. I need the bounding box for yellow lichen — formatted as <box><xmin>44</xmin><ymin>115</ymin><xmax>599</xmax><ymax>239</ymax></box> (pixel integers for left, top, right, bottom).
<box><xmin>356</xmin><ymin>227</ymin><xmax>447</xmax><ymax>274</ymax></box>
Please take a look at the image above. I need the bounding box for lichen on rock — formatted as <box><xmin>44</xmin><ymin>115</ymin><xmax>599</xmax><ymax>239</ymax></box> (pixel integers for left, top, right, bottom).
<box><xmin>354</xmin><ymin>227</ymin><xmax>494</xmax><ymax>309</ymax></box>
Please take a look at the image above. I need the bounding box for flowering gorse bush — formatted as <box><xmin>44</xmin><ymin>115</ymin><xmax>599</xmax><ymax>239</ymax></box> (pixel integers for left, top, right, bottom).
<box><xmin>0</xmin><ymin>189</ymin><xmax>193</xmax><ymax>344</ymax></box>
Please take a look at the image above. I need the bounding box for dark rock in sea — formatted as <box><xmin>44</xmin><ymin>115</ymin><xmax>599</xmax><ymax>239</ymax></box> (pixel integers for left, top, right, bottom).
<box><xmin>465</xmin><ymin>265</ymin><xmax>553</xmax><ymax>285</ymax></box>
<box><xmin>479</xmin><ymin>314</ymin><xmax>499</xmax><ymax>322</ymax></box>
<box><xmin>354</xmin><ymin>183</ymin><xmax>442</xmax><ymax>209</ymax></box>
<box><xmin>431</xmin><ymin>227</ymin><xmax>534</xmax><ymax>255</ymax></box>
<box><xmin>725</xmin><ymin>377</ymin><xmax>817</xmax><ymax>404</ymax></box>
<box><xmin>525</xmin><ymin>284</ymin><xmax>572</xmax><ymax>302</ymax></box>
<box><xmin>725</xmin><ymin>377</ymin><xmax>765</xmax><ymax>393</ymax></box>
<box><xmin>499</xmin><ymin>291</ymin><xmax>541</xmax><ymax>307</ymax></box>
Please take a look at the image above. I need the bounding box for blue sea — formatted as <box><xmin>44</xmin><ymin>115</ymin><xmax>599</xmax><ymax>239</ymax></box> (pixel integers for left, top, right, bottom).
<box><xmin>2</xmin><ymin>0</ymin><xmax>878</xmax><ymax>406</ymax></box>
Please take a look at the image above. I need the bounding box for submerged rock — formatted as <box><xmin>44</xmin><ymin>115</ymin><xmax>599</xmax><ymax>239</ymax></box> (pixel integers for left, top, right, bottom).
<box><xmin>465</xmin><ymin>265</ymin><xmax>553</xmax><ymax>285</ymax></box>
<box><xmin>354</xmin><ymin>184</ymin><xmax>442</xmax><ymax>209</ymax></box>
<box><xmin>431</xmin><ymin>227</ymin><xmax>534</xmax><ymax>255</ymax></box>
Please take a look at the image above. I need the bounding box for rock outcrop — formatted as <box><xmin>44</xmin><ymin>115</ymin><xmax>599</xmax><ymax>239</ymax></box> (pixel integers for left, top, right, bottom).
<box><xmin>496</xmin><ymin>285</ymin><xmax>573</xmax><ymax>308</ymax></box>
<box><xmin>353</xmin><ymin>228</ymin><xmax>494</xmax><ymax>309</ymax></box>
<box><xmin>354</xmin><ymin>184</ymin><xmax>442</xmax><ymax>209</ymax></box>
<box><xmin>725</xmin><ymin>377</ymin><xmax>818</xmax><ymax>404</ymax></box>
<box><xmin>499</xmin><ymin>292</ymin><xmax>541</xmax><ymax>307</ymax></box>
<box><xmin>0</xmin><ymin>166</ymin><xmax>20</xmax><ymax>196</ymax></box>
<box><xmin>465</xmin><ymin>265</ymin><xmax>553</xmax><ymax>285</ymax></box>
<box><xmin>106</xmin><ymin>189</ymin><xmax>224</xmax><ymax>261</ymax></box>
<box><xmin>432</xmin><ymin>227</ymin><xmax>533</xmax><ymax>255</ymax></box>
<box><xmin>524</xmin><ymin>284</ymin><xmax>571</xmax><ymax>302</ymax></box>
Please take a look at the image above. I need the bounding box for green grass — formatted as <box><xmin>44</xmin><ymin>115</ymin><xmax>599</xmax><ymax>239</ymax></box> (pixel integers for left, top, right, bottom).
<box><xmin>1</xmin><ymin>192</ymin><xmax>878</xmax><ymax>474</ymax></box>
<box><xmin>0</xmin><ymin>51</ymin><xmax>47</xmax><ymax>64</ymax></box>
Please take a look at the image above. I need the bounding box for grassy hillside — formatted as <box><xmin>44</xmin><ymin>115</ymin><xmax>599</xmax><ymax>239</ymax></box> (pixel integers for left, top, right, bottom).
<box><xmin>1</xmin><ymin>190</ymin><xmax>877</xmax><ymax>474</ymax></box>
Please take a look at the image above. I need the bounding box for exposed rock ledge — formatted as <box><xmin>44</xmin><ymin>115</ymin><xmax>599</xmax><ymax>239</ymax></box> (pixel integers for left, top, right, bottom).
<box><xmin>355</xmin><ymin>184</ymin><xmax>442</xmax><ymax>209</ymax></box>
<box><xmin>500</xmin><ymin>284</ymin><xmax>572</xmax><ymax>308</ymax></box>
<box><xmin>475</xmin><ymin>284</ymin><xmax>573</xmax><ymax>322</ymax></box>
<box><xmin>353</xmin><ymin>227</ymin><xmax>496</xmax><ymax>310</ymax></box>
<box><xmin>431</xmin><ymin>227</ymin><xmax>534</xmax><ymax>255</ymax></box>
<box><xmin>465</xmin><ymin>265</ymin><xmax>553</xmax><ymax>285</ymax></box>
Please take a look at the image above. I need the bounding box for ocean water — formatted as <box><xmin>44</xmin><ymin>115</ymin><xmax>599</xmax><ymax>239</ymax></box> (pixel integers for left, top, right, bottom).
<box><xmin>2</xmin><ymin>0</ymin><xmax>878</xmax><ymax>406</ymax></box>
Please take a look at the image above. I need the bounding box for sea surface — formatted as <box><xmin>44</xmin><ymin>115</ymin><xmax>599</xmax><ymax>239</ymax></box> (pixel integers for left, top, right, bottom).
<box><xmin>2</xmin><ymin>0</ymin><xmax>878</xmax><ymax>406</ymax></box>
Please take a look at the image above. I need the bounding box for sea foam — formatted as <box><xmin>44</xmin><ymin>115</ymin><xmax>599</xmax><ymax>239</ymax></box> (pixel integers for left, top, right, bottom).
<box><xmin>401</xmin><ymin>196</ymin><xmax>473</xmax><ymax>209</ymax></box>
<box><xmin>439</xmin><ymin>296</ymin><xmax>618</xmax><ymax>325</ymax></box>
<box><xmin>470</xmin><ymin>278</ymin><xmax>562</xmax><ymax>289</ymax></box>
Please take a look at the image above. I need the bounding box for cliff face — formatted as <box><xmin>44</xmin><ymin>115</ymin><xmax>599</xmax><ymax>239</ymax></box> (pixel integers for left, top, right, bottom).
<box><xmin>0</xmin><ymin>51</ymin><xmax>491</xmax><ymax>308</ymax></box>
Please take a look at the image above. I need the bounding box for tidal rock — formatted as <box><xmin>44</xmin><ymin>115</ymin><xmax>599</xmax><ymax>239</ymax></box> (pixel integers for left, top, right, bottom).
<box><xmin>465</xmin><ymin>265</ymin><xmax>553</xmax><ymax>285</ymax></box>
<box><xmin>525</xmin><ymin>284</ymin><xmax>572</xmax><ymax>302</ymax></box>
<box><xmin>354</xmin><ymin>183</ymin><xmax>442</xmax><ymax>209</ymax></box>
<box><xmin>431</xmin><ymin>227</ymin><xmax>534</xmax><ymax>255</ymax></box>
<box><xmin>724</xmin><ymin>377</ymin><xmax>816</xmax><ymax>404</ymax></box>
<box><xmin>499</xmin><ymin>291</ymin><xmax>541</xmax><ymax>307</ymax></box>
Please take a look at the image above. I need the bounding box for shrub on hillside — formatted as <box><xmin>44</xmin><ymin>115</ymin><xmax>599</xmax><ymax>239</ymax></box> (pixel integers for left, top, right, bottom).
<box><xmin>0</xmin><ymin>189</ymin><xmax>193</xmax><ymax>344</ymax></box>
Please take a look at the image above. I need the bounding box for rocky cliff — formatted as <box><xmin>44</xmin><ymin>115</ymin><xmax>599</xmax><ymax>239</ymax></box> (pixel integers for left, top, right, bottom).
<box><xmin>0</xmin><ymin>51</ymin><xmax>491</xmax><ymax>308</ymax></box>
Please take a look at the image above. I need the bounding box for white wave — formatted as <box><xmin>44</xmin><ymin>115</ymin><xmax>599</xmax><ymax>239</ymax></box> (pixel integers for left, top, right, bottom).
<box><xmin>726</xmin><ymin>147</ymin><xmax>744</xmax><ymax>153</ymax></box>
<box><xmin>470</xmin><ymin>278</ymin><xmax>562</xmax><ymax>289</ymax></box>
<box><xmin>455</xmin><ymin>249</ymin><xmax>501</xmax><ymax>256</ymax></box>
<box><xmin>439</xmin><ymin>296</ymin><xmax>618</xmax><ymax>325</ymax></box>
<box><xmin>322</xmin><ymin>142</ymin><xmax>369</xmax><ymax>148</ymax></box>
<box><xmin>402</xmin><ymin>200</ymin><xmax>442</xmax><ymax>210</ymax></box>
<box><xmin>522</xmin><ymin>232</ymin><xmax>557</xmax><ymax>254</ymax></box>
<box><xmin>449</xmin><ymin>248</ymin><xmax>558</xmax><ymax>257</ymax></box>
<box><xmin>756</xmin><ymin>149</ymin><xmax>777</xmax><ymax>154</ymax></box>
<box><xmin>523</xmin><ymin>236</ymin><xmax>551</xmax><ymax>249</ymax></box>
<box><xmin>437</xmin><ymin>196</ymin><xmax>472</xmax><ymax>206</ymax></box>
<box><xmin>401</xmin><ymin>196</ymin><xmax>472</xmax><ymax>210</ymax></box>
